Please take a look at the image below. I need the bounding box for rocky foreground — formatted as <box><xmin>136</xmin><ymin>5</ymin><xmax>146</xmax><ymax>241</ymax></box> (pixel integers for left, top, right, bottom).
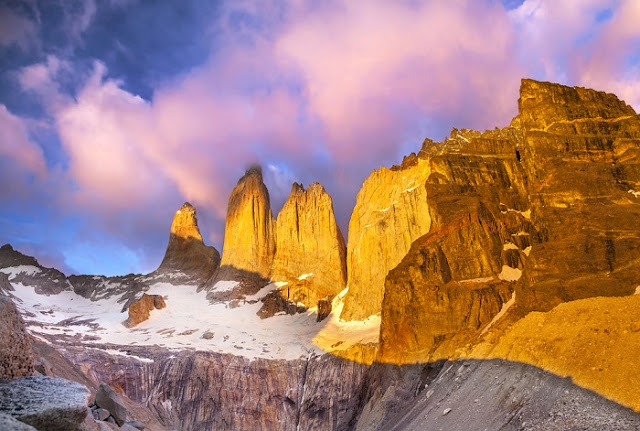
<box><xmin>1</xmin><ymin>79</ymin><xmax>640</xmax><ymax>430</ymax></box>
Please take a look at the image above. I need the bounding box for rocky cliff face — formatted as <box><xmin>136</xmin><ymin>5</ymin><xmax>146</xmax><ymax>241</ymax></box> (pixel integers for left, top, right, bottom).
<box><xmin>516</xmin><ymin>79</ymin><xmax>640</xmax><ymax>311</ymax></box>
<box><xmin>58</xmin><ymin>346</ymin><xmax>368</xmax><ymax>431</ymax></box>
<box><xmin>271</xmin><ymin>182</ymin><xmax>346</xmax><ymax>308</ymax></box>
<box><xmin>155</xmin><ymin>202</ymin><xmax>220</xmax><ymax>281</ymax></box>
<box><xmin>378</xmin><ymin>124</ymin><xmax>531</xmax><ymax>363</ymax></box>
<box><xmin>341</xmin><ymin>154</ymin><xmax>434</xmax><ymax>321</ymax></box>
<box><xmin>217</xmin><ymin>166</ymin><xmax>276</xmax><ymax>283</ymax></box>
<box><xmin>378</xmin><ymin>79</ymin><xmax>640</xmax><ymax>364</ymax></box>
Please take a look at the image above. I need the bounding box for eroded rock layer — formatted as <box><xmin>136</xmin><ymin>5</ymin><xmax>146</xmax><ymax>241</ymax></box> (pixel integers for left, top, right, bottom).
<box><xmin>156</xmin><ymin>202</ymin><xmax>220</xmax><ymax>281</ymax></box>
<box><xmin>217</xmin><ymin>166</ymin><xmax>276</xmax><ymax>282</ymax></box>
<box><xmin>59</xmin><ymin>347</ymin><xmax>368</xmax><ymax>431</ymax></box>
<box><xmin>271</xmin><ymin>182</ymin><xmax>346</xmax><ymax>308</ymax></box>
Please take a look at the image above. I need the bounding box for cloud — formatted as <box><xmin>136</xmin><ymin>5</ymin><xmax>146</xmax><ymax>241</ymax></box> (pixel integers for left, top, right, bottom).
<box><xmin>0</xmin><ymin>104</ymin><xmax>46</xmax><ymax>178</ymax></box>
<box><xmin>511</xmin><ymin>0</ymin><xmax>640</xmax><ymax>109</ymax></box>
<box><xmin>576</xmin><ymin>0</ymin><xmax>640</xmax><ymax>108</ymax></box>
<box><xmin>277</xmin><ymin>0</ymin><xmax>523</xmax><ymax>161</ymax></box>
<box><xmin>0</xmin><ymin>6</ymin><xmax>38</xmax><ymax>52</ymax></box>
<box><xmin>3</xmin><ymin>0</ymin><xmax>639</xmax><ymax>276</ymax></box>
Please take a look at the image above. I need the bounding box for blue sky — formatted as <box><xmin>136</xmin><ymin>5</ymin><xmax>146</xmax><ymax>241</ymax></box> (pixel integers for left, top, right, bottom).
<box><xmin>0</xmin><ymin>0</ymin><xmax>639</xmax><ymax>276</ymax></box>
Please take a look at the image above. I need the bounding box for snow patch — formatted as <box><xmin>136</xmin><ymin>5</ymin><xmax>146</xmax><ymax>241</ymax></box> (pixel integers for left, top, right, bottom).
<box><xmin>503</xmin><ymin>243</ymin><xmax>519</xmax><ymax>251</ymax></box>
<box><xmin>0</xmin><ymin>265</ymin><xmax>42</xmax><ymax>279</ymax></box>
<box><xmin>523</xmin><ymin>246</ymin><xmax>532</xmax><ymax>256</ymax></box>
<box><xmin>628</xmin><ymin>190</ymin><xmax>640</xmax><ymax>198</ymax></box>
<box><xmin>375</xmin><ymin>201</ymin><xmax>398</xmax><ymax>212</ymax></box>
<box><xmin>500</xmin><ymin>205</ymin><xmax>531</xmax><ymax>220</ymax></box>
<box><xmin>498</xmin><ymin>266</ymin><xmax>522</xmax><ymax>282</ymax></box>
<box><xmin>459</xmin><ymin>276</ymin><xmax>494</xmax><ymax>284</ymax></box>
<box><xmin>10</xmin><ymin>280</ymin><xmax>333</xmax><ymax>361</ymax></box>
<box><xmin>402</xmin><ymin>185</ymin><xmax>420</xmax><ymax>193</ymax></box>
<box><xmin>212</xmin><ymin>280</ymin><xmax>239</xmax><ymax>293</ymax></box>
<box><xmin>635</xmin><ymin>286</ymin><xmax>640</xmax><ymax>295</ymax></box>
<box><xmin>481</xmin><ymin>291</ymin><xmax>516</xmax><ymax>335</ymax></box>
<box><xmin>298</xmin><ymin>273</ymin><xmax>313</xmax><ymax>280</ymax></box>
<box><xmin>312</xmin><ymin>288</ymin><xmax>380</xmax><ymax>353</ymax></box>
<box><xmin>102</xmin><ymin>349</ymin><xmax>154</xmax><ymax>363</ymax></box>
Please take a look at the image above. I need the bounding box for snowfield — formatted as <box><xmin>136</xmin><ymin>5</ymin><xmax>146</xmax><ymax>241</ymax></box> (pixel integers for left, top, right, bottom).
<box><xmin>1</xmin><ymin>266</ymin><xmax>379</xmax><ymax>361</ymax></box>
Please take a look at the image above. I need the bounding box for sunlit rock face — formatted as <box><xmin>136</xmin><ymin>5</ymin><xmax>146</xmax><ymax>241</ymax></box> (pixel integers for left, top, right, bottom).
<box><xmin>217</xmin><ymin>166</ymin><xmax>276</xmax><ymax>281</ymax></box>
<box><xmin>271</xmin><ymin>182</ymin><xmax>346</xmax><ymax>308</ymax></box>
<box><xmin>379</xmin><ymin>124</ymin><xmax>530</xmax><ymax>363</ymax></box>
<box><xmin>156</xmin><ymin>202</ymin><xmax>220</xmax><ymax>281</ymax></box>
<box><xmin>378</xmin><ymin>79</ymin><xmax>640</xmax><ymax>363</ymax></box>
<box><xmin>341</xmin><ymin>153</ymin><xmax>434</xmax><ymax>321</ymax></box>
<box><xmin>516</xmin><ymin>79</ymin><xmax>640</xmax><ymax>311</ymax></box>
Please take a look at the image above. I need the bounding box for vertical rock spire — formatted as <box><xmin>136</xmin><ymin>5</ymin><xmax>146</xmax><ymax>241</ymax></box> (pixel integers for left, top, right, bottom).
<box><xmin>271</xmin><ymin>182</ymin><xmax>346</xmax><ymax>308</ymax></box>
<box><xmin>217</xmin><ymin>165</ymin><xmax>276</xmax><ymax>281</ymax></box>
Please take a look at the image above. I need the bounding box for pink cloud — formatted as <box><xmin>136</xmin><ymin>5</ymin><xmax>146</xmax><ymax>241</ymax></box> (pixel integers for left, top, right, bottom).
<box><xmin>277</xmin><ymin>0</ymin><xmax>523</xmax><ymax>159</ymax></box>
<box><xmin>511</xmin><ymin>0</ymin><xmax>640</xmax><ymax>110</ymax></box>
<box><xmin>0</xmin><ymin>104</ymin><xmax>46</xmax><ymax>178</ymax></box>
<box><xmin>9</xmin><ymin>0</ymin><xmax>638</xmax><ymax>272</ymax></box>
<box><xmin>576</xmin><ymin>0</ymin><xmax>640</xmax><ymax>109</ymax></box>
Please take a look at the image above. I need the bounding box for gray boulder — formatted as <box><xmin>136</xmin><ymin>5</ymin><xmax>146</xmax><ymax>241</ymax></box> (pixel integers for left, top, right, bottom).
<box><xmin>0</xmin><ymin>376</ymin><xmax>90</xmax><ymax>431</ymax></box>
<box><xmin>0</xmin><ymin>412</ymin><xmax>37</xmax><ymax>430</ymax></box>
<box><xmin>95</xmin><ymin>383</ymin><xmax>128</xmax><ymax>426</ymax></box>
<box><xmin>92</xmin><ymin>408</ymin><xmax>110</xmax><ymax>421</ymax></box>
<box><xmin>96</xmin><ymin>420</ymin><xmax>119</xmax><ymax>431</ymax></box>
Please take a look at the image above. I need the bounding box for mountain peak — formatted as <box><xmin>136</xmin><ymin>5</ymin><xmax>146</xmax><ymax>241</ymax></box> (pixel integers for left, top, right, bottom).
<box><xmin>169</xmin><ymin>202</ymin><xmax>203</xmax><ymax>242</ymax></box>
<box><xmin>156</xmin><ymin>203</ymin><xmax>220</xmax><ymax>280</ymax></box>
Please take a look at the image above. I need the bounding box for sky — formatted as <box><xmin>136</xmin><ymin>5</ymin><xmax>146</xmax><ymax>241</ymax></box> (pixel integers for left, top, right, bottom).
<box><xmin>1</xmin><ymin>0</ymin><xmax>639</xmax><ymax>276</ymax></box>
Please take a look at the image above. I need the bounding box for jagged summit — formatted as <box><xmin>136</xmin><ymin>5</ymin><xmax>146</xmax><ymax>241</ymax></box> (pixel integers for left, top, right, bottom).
<box><xmin>155</xmin><ymin>202</ymin><xmax>220</xmax><ymax>280</ymax></box>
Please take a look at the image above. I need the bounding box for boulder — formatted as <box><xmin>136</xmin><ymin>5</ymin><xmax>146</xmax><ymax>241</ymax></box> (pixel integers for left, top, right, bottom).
<box><xmin>0</xmin><ymin>376</ymin><xmax>90</xmax><ymax>431</ymax></box>
<box><xmin>95</xmin><ymin>383</ymin><xmax>128</xmax><ymax>426</ymax></box>
<box><xmin>0</xmin><ymin>413</ymin><xmax>37</xmax><ymax>431</ymax></box>
<box><xmin>316</xmin><ymin>296</ymin><xmax>332</xmax><ymax>322</ymax></box>
<box><xmin>125</xmin><ymin>293</ymin><xmax>166</xmax><ymax>327</ymax></box>
<box><xmin>93</xmin><ymin>408</ymin><xmax>110</xmax><ymax>421</ymax></box>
